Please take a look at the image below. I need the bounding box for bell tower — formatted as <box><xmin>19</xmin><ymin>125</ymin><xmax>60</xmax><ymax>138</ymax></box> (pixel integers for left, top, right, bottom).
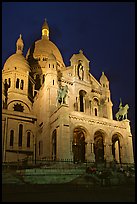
<box><xmin>2</xmin><ymin>34</ymin><xmax>34</xmax><ymax>112</ymax></box>
<box><xmin>100</xmin><ymin>72</ymin><xmax>113</xmax><ymax>119</ymax></box>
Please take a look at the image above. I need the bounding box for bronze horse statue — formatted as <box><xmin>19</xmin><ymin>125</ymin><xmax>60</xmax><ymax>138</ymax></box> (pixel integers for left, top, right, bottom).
<box><xmin>115</xmin><ymin>104</ymin><xmax>129</xmax><ymax>121</ymax></box>
<box><xmin>57</xmin><ymin>85</ymin><xmax>68</xmax><ymax>105</ymax></box>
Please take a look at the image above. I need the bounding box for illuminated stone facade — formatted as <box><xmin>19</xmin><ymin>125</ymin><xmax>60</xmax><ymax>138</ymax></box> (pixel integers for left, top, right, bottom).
<box><xmin>2</xmin><ymin>20</ymin><xmax>134</xmax><ymax>165</ymax></box>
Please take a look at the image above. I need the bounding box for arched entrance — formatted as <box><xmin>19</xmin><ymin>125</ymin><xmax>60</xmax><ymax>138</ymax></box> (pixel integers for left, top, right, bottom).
<box><xmin>94</xmin><ymin>131</ymin><xmax>104</xmax><ymax>163</ymax></box>
<box><xmin>72</xmin><ymin>127</ymin><xmax>86</xmax><ymax>163</ymax></box>
<box><xmin>112</xmin><ymin>134</ymin><xmax>121</xmax><ymax>163</ymax></box>
<box><xmin>52</xmin><ymin>129</ymin><xmax>57</xmax><ymax>161</ymax></box>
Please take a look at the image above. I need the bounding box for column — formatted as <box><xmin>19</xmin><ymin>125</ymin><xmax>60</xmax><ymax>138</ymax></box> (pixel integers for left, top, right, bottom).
<box><xmin>91</xmin><ymin>142</ymin><xmax>95</xmax><ymax>162</ymax></box>
<box><xmin>85</xmin><ymin>141</ymin><xmax>95</xmax><ymax>162</ymax></box>
<box><xmin>104</xmin><ymin>142</ymin><xmax>113</xmax><ymax>163</ymax></box>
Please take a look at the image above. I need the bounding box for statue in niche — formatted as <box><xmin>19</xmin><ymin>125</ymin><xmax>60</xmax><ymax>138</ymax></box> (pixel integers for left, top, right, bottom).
<box><xmin>115</xmin><ymin>98</ymin><xmax>129</xmax><ymax>121</ymax></box>
<box><xmin>57</xmin><ymin>85</ymin><xmax>68</xmax><ymax>105</ymax></box>
<box><xmin>77</xmin><ymin>60</ymin><xmax>84</xmax><ymax>80</ymax></box>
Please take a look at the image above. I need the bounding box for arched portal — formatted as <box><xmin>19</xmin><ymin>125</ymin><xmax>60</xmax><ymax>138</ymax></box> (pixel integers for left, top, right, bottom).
<box><xmin>112</xmin><ymin>134</ymin><xmax>121</xmax><ymax>163</ymax></box>
<box><xmin>52</xmin><ymin>129</ymin><xmax>57</xmax><ymax>161</ymax></box>
<box><xmin>94</xmin><ymin>131</ymin><xmax>104</xmax><ymax>163</ymax></box>
<box><xmin>72</xmin><ymin>127</ymin><xmax>86</xmax><ymax>163</ymax></box>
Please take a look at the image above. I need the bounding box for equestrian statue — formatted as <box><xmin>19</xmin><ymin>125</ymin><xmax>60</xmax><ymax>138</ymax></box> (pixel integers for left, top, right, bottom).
<box><xmin>57</xmin><ymin>85</ymin><xmax>68</xmax><ymax>105</ymax></box>
<box><xmin>115</xmin><ymin>98</ymin><xmax>129</xmax><ymax>121</ymax></box>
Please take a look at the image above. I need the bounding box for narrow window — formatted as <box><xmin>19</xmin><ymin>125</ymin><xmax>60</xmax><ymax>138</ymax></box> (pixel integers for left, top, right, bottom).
<box><xmin>53</xmin><ymin>80</ymin><xmax>54</xmax><ymax>85</ymax></box>
<box><xmin>53</xmin><ymin>64</ymin><xmax>54</xmax><ymax>68</ymax></box>
<box><xmin>49</xmin><ymin>64</ymin><xmax>50</xmax><ymax>68</ymax></box>
<box><xmin>35</xmin><ymin>74</ymin><xmax>41</xmax><ymax>90</ymax></box>
<box><xmin>16</xmin><ymin>78</ymin><xmax>19</xmax><ymax>89</ymax></box>
<box><xmin>89</xmin><ymin>100</ymin><xmax>91</xmax><ymax>114</ymax></box>
<box><xmin>27</xmin><ymin>132</ymin><xmax>30</xmax><ymax>148</ymax></box>
<box><xmin>43</xmin><ymin>75</ymin><xmax>45</xmax><ymax>83</ymax></box>
<box><xmin>18</xmin><ymin>124</ymin><xmax>23</xmax><ymax>147</ymax></box>
<box><xmin>28</xmin><ymin>80</ymin><xmax>33</xmax><ymax>98</ymax></box>
<box><xmin>95</xmin><ymin>108</ymin><xmax>97</xmax><ymax>116</ymax></box>
<box><xmin>52</xmin><ymin>130</ymin><xmax>57</xmax><ymax>161</ymax></box>
<box><xmin>10</xmin><ymin>130</ymin><xmax>14</xmax><ymax>146</ymax></box>
<box><xmin>20</xmin><ymin>80</ymin><xmax>24</xmax><ymax>90</ymax></box>
<box><xmin>80</xmin><ymin>95</ymin><xmax>84</xmax><ymax>112</ymax></box>
<box><xmin>8</xmin><ymin>78</ymin><xmax>11</xmax><ymax>88</ymax></box>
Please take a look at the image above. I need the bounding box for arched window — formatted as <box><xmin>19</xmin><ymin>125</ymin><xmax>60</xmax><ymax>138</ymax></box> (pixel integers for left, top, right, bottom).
<box><xmin>18</xmin><ymin>124</ymin><xmax>23</xmax><ymax>147</ymax></box>
<box><xmin>79</xmin><ymin>90</ymin><xmax>86</xmax><ymax>112</ymax></box>
<box><xmin>10</xmin><ymin>130</ymin><xmax>14</xmax><ymax>146</ymax></box>
<box><xmin>27</xmin><ymin>132</ymin><xmax>31</xmax><ymax>148</ymax></box>
<box><xmin>80</xmin><ymin>95</ymin><xmax>84</xmax><ymax>112</ymax></box>
<box><xmin>16</xmin><ymin>78</ymin><xmax>19</xmax><ymax>89</ymax></box>
<box><xmin>95</xmin><ymin>108</ymin><xmax>98</xmax><ymax>116</ymax></box>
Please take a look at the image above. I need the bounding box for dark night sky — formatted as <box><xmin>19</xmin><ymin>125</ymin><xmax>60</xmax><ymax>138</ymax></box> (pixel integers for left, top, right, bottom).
<box><xmin>2</xmin><ymin>2</ymin><xmax>135</xmax><ymax>150</ymax></box>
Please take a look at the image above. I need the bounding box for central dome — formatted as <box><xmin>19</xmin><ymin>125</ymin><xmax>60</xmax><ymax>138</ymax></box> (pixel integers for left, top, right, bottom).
<box><xmin>26</xmin><ymin>38</ymin><xmax>65</xmax><ymax>67</ymax></box>
<box><xmin>26</xmin><ymin>19</ymin><xmax>65</xmax><ymax>68</ymax></box>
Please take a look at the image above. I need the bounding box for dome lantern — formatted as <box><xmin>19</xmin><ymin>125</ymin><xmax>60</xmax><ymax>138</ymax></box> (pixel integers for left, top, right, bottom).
<box><xmin>42</xmin><ymin>18</ymin><xmax>49</xmax><ymax>40</ymax></box>
<box><xmin>16</xmin><ymin>34</ymin><xmax>24</xmax><ymax>54</ymax></box>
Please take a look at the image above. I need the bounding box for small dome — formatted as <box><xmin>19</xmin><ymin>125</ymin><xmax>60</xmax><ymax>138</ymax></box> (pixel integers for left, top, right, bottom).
<box><xmin>3</xmin><ymin>53</ymin><xmax>30</xmax><ymax>72</ymax></box>
<box><xmin>26</xmin><ymin>38</ymin><xmax>65</xmax><ymax>67</ymax></box>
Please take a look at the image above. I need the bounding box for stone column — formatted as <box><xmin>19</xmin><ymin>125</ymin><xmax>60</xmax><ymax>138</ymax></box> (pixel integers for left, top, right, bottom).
<box><xmin>85</xmin><ymin>141</ymin><xmax>95</xmax><ymax>162</ymax></box>
<box><xmin>120</xmin><ymin>145</ymin><xmax>127</xmax><ymax>164</ymax></box>
<box><xmin>91</xmin><ymin>142</ymin><xmax>95</xmax><ymax>162</ymax></box>
<box><xmin>104</xmin><ymin>142</ymin><xmax>113</xmax><ymax>163</ymax></box>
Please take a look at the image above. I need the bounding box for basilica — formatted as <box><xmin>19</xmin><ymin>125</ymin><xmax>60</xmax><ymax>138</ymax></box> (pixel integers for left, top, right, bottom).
<box><xmin>2</xmin><ymin>20</ymin><xmax>134</xmax><ymax>165</ymax></box>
